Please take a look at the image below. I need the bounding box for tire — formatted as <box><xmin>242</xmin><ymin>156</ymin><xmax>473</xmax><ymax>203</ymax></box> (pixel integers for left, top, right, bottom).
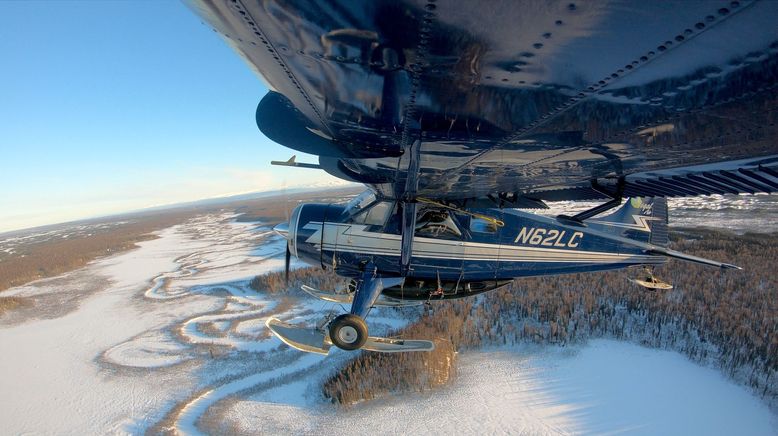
<box><xmin>329</xmin><ymin>314</ymin><xmax>368</xmax><ymax>350</ymax></box>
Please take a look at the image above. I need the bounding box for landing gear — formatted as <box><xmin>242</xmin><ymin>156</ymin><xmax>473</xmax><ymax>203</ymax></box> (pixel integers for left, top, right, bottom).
<box><xmin>325</xmin><ymin>263</ymin><xmax>402</xmax><ymax>351</ymax></box>
<box><xmin>265</xmin><ymin>262</ymin><xmax>434</xmax><ymax>354</ymax></box>
<box><xmin>329</xmin><ymin>314</ymin><xmax>368</xmax><ymax>350</ymax></box>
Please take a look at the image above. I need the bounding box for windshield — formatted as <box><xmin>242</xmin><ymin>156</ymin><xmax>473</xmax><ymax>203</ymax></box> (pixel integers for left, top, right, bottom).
<box><xmin>353</xmin><ymin>201</ymin><xmax>394</xmax><ymax>226</ymax></box>
<box><xmin>345</xmin><ymin>190</ymin><xmax>376</xmax><ymax>216</ymax></box>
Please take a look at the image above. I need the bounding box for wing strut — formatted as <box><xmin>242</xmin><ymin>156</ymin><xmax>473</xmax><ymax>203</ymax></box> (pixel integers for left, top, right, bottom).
<box><xmin>399</xmin><ymin>139</ymin><xmax>421</xmax><ymax>275</ymax></box>
<box><xmin>401</xmin><ymin>202</ymin><xmax>417</xmax><ymax>275</ymax></box>
<box><xmin>558</xmin><ymin>177</ymin><xmax>624</xmax><ymax>225</ymax></box>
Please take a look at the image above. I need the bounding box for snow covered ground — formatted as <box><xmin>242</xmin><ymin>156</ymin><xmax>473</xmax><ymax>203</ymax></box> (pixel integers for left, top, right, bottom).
<box><xmin>0</xmin><ymin>212</ymin><xmax>402</xmax><ymax>434</ymax></box>
<box><xmin>0</xmin><ymin>210</ymin><xmax>775</xmax><ymax>435</ymax></box>
<box><xmin>225</xmin><ymin>340</ymin><xmax>777</xmax><ymax>435</ymax></box>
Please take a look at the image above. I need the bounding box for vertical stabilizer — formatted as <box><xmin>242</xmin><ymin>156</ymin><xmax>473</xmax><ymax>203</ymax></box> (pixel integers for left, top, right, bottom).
<box><xmin>586</xmin><ymin>197</ymin><xmax>669</xmax><ymax>246</ymax></box>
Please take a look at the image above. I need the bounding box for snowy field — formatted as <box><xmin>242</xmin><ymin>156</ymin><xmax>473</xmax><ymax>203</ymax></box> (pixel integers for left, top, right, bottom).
<box><xmin>225</xmin><ymin>340</ymin><xmax>777</xmax><ymax>435</ymax></box>
<box><xmin>0</xmin><ymin>211</ymin><xmax>775</xmax><ymax>434</ymax></box>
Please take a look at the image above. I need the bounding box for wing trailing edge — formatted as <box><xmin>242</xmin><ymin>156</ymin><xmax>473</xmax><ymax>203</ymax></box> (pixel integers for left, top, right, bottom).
<box><xmin>619</xmin><ymin>157</ymin><xmax>778</xmax><ymax>198</ymax></box>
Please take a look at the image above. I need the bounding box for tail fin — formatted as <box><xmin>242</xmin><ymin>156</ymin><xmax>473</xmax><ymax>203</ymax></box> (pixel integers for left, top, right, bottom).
<box><xmin>586</xmin><ymin>197</ymin><xmax>669</xmax><ymax>246</ymax></box>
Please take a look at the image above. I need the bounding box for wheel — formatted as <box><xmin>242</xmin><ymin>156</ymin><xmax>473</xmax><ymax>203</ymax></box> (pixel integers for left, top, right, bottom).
<box><xmin>329</xmin><ymin>314</ymin><xmax>368</xmax><ymax>350</ymax></box>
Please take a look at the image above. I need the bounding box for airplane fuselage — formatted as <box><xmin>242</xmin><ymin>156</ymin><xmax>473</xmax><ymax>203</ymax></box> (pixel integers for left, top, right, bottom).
<box><xmin>288</xmin><ymin>198</ymin><xmax>667</xmax><ymax>299</ymax></box>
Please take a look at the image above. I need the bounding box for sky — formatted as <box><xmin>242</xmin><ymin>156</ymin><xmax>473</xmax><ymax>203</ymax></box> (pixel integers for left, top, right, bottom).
<box><xmin>0</xmin><ymin>1</ymin><xmax>344</xmax><ymax>233</ymax></box>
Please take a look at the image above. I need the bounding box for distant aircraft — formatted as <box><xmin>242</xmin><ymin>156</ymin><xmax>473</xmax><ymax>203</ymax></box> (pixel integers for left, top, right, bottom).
<box><xmin>186</xmin><ymin>0</ymin><xmax>777</xmax><ymax>354</ymax></box>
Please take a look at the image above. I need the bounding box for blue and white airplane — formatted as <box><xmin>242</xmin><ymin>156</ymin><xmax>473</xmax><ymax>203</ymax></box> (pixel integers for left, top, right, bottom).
<box><xmin>186</xmin><ymin>0</ymin><xmax>777</xmax><ymax>353</ymax></box>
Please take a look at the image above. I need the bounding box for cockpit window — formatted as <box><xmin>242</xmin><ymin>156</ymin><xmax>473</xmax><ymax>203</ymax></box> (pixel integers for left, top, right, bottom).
<box><xmin>352</xmin><ymin>201</ymin><xmax>393</xmax><ymax>226</ymax></box>
<box><xmin>415</xmin><ymin>208</ymin><xmax>462</xmax><ymax>239</ymax></box>
<box><xmin>345</xmin><ymin>191</ymin><xmax>377</xmax><ymax>217</ymax></box>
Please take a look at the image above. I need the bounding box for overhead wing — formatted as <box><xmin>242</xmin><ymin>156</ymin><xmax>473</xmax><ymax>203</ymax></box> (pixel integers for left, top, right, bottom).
<box><xmin>186</xmin><ymin>0</ymin><xmax>778</xmax><ymax>203</ymax></box>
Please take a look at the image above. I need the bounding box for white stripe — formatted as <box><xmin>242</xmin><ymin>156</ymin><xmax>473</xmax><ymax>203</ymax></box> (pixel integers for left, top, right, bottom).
<box><xmin>588</xmin><ymin>215</ymin><xmax>660</xmax><ymax>232</ymax></box>
<box><xmin>305</xmin><ymin>222</ymin><xmax>657</xmax><ymax>264</ymax></box>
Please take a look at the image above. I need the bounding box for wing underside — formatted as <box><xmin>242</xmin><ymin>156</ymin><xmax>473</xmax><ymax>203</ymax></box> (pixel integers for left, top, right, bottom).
<box><xmin>187</xmin><ymin>0</ymin><xmax>778</xmax><ymax>203</ymax></box>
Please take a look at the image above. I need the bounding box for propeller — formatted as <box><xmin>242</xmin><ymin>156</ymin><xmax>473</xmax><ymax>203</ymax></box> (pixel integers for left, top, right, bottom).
<box><xmin>283</xmin><ymin>179</ymin><xmax>290</xmax><ymax>286</ymax></box>
<box><xmin>272</xmin><ymin>212</ymin><xmax>292</xmax><ymax>286</ymax></box>
<box><xmin>273</xmin><ymin>221</ymin><xmax>292</xmax><ymax>286</ymax></box>
<box><xmin>285</xmin><ymin>241</ymin><xmax>291</xmax><ymax>286</ymax></box>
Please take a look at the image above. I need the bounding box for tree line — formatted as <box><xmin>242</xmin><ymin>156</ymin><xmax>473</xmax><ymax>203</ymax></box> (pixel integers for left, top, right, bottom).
<box><xmin>250</xmin><ymin>229</ymin><xmax>777</xmax><ymax>407</ymax></box>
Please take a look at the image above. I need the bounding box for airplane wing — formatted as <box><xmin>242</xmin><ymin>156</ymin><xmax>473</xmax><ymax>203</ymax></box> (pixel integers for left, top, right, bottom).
<box><xmin>186</xmin><ymin>0</ymin><xmax>778</xmax><ymax>204</ymax></box>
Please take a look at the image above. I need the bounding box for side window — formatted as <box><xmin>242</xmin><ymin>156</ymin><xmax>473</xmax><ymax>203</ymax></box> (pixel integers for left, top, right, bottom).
<box><xmin>470</xmin><ymin>217</ymin><xmax>498</xmax><ymax>233</ymax></box>
<box><xmin>353</xmin><ymin>201</ymin><xmax>393</xmax><ymax>226</ymax></box>
<box><xmin>415</xmin><ymin>209</ymin><xmax>462</xmax><ymax>239</ymax></box>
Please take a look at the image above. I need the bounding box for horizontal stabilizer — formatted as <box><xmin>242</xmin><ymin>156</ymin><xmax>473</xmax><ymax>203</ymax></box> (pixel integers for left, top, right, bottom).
<box><xmin>301</xmin><ymin>285</ymin><xmax>422</xmax><ymax>307</ymax></box>
<box><xmin>270</xmin><ymin>154</ymin><xmax>322</xmax><ymax>169</ymax></box>
<box><xmin>647</xmin><ymin>248</ymin><xmax>742</xmax><ymax>270</ymax></box>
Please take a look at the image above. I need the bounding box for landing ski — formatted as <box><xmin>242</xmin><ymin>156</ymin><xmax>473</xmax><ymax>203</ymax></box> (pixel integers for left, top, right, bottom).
<box><xmin>266</xmin><ymin>317</ymin><xmax>434</xmax><ymax>354</ymax></box>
